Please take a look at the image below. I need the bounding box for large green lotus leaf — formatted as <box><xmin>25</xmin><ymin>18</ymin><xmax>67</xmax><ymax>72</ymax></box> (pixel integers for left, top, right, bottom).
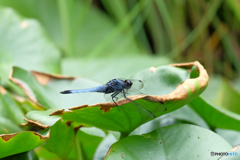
<box><xmin>0</xmin><ymin>0</ymin><xmax>143</xmax><ymax>57</ymax></box>
<box><xmin>0</xmin><ymin>131</ymin><xmax>48</xmax><ymax>158</ymax></box>
<box><xmin>42</xmin><ymin>119</ymin><xmax>77</xmax><ymax>159</ymax></box>
<box><xmin>52</xmin><ymin>61</ymin><xmax>208</xmax><ymax>135</ymax></box>
<box><xmin>94</xmin><ymin>133</ymin><xmax>118</xmax><ymax>160</ymax></box>
<box><xmin>131</xmin><ymin>105</ymin><xmax>209</xmax><ymax>137</ymax></box>
<box><xmin>66</xmin><ymin>129</ymin><xmax>104</xmax><ymax>160</ymax></box>
<box><xmin>189</xmin><ymin>96</ymin><xmax>240</xmax><ymax>131</ymax></box>
<box><xmin>217</xmin><ymin>129</ymin><xmax>240</xmax><ymax>147</ymax></box>
<box><xmin>0</xmin><ymin>86</ymin><xmax>25</xmax><ymax>124</ymax></box>
<box><xmin>219</xmin><ymin>144</ymin><xmax>240</xmax><ymax>160</ymax></box>
<box><xmin>10</xmin><ymin>67</ymin><xmax>105</xmax><ymax>110</ymax></box>
<box><xmin>0</xmin><ymin>117</ymin><xmax>22</xmax><ymax>134</ymax></box>
<box><xmin>0</xmin><ymin>87</ymin><xmax>24</xmax><ymax>134</ymax></box>
<box><xmin>105</xmin><ymin>124</ymin><xmax>232</xmax><ymax>160</ymax></box>
<box><xmin>1</xmin><ymin>150</ymin><xmax>38</xmax><ymax>160</ymax></box>
<box><xmin>0</xmin><ymin>7</ymin><xmax>60</xmax><ymax>84</ymax></box>
<box><xmin>11</xmin><ymin>61</ymin><xmax>208</xmax><ymax>135</ymax></box>
<box><xmin>62</xmin><ymin>56</ymin><xmax>172</xmax><ymax>83</ymax></box>
<box><xmin>35</xmin><ymin>146</ymin><xmax>62</xmax><ymax>160</ymax></box>
<box><xmin>168</xmin><ymin>105</ymin><xmax>209</xmax><ymax>128</ymax></box>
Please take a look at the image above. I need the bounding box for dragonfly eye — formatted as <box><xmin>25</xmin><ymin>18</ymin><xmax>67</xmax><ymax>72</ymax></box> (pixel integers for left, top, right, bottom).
<box><xmin>125</xmin><ymin>80</ymin><xmax>132</xmax><ymax>86</ymax></box>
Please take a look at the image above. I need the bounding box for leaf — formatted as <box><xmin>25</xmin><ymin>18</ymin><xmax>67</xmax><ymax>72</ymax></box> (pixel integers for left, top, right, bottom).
<box><xmin>10</xmin><ymin>67</ymin><xmax>104</xmax><ymax>110</ymax></box>
<box><xmin>42</xmin><ymin>119</ymin><xmax>77</xmax><ymax>159</ymax></box>
<box><xmin>34</xmin><ymin>146</ymin><xmax>62</xmax><ymax>160</ymax></box>
<box><xmin>1</xmin><ymin>150</ymin><xmax>38</xmax><ymax>160</ymax></box>
<box><xmin>169</xmin><ymin>105</ymin><xmax>209</xmax><ymax>129</ymax></box>
<box><xmin>0</xmin><ymin>131</ymin><xmax>48</xmax><ymax>158</ymax></box>
<box><xmin>218</xmin><ymin>144</ymin><xmax>240</xmax><ymax>160</ymax></box>
<box><xmin>0</xmin><ymin>86</ymin><xmax>24</xmax><ymax>134</ymax></box>
<box><xmin>105</xmin><ymin>124</ymin><xmax>232</xmax><ymax>160</ymax></box>
<box><xmin>216</xmin><ymin>129</ymin><xmax>240</xmax><ymax>147</ymax></box>
<box><xmin>22</xmin><ymin>109</ymin><xmax>61</xmax><ymax>129</ymax></box>
<box><xmin>94</xmin><ymin>133</ymin><xmax>118</xmax><ymax>160</ymax></box>
<box><xmin>74</xmin><ymin>129</ymin><xmax>103</xmax><ymax>160</ymax></box>
<box><xmin>62</xmin><ymin>56</ymin><xmax>172</xmax><ymax>83</ymax></box>
<box><xmin>11</xmin><ymin>61</ymin><xmax>208</xmax><ymax>135</ymax></box>
<box><xmin>0</xmin><ymin>7</ymin><xmax>60</xmax><ymax>84</ymax></box>
<box><xmin>0</xmin><ymin>86</ymin><xmax>25</xmax><ymax>125</ymax></box>
<box><xmin>213</xmin><ymin>79</ymin><xmax>240</xmax><ymax>114</ymax></box>
<box><xmin>189</xmin><ymin>96</ymin><xmax>240</xmax><ymax>131</ymax></box>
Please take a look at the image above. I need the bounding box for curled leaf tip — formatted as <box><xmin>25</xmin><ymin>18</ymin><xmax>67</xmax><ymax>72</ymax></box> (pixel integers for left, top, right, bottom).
<box><xmin>22</xmin><ymin>117</ymin><xmax>50</xmax><ymax>129</ymax></box>
<box><xmin>31</xmin><ymin>71</ymin><xmax>75</xmax><ymax>86</ymax></box>
<box><xmin>33</xmin><ymin>132</ymin><xmax>49</xmax><ymax>140</ymax></box>
<box><xmin>49</xmin><ymin>109</ymin><xmax>65</xmax><ymax>116</ymax></box>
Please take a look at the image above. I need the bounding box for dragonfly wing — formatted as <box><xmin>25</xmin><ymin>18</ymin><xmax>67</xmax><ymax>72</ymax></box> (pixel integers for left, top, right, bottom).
<box><xmin>128</xmin><ymin>100</ymin><xmax>156</xmax><ymax>117</ymax></box>
<box><xmin>125</xmin><ymin>87</ymin><xmax>142</xmax><ymax>96</ymax></box>
<box><xmin>125</xmin><ymin>88</ymin><xmax>166</xmax><ymax>113</ymax></box>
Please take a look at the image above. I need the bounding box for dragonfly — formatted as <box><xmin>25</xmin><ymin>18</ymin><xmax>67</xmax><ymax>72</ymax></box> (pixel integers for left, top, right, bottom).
<box><xmin>60</xmin><ymin>78</ymin><xmax>165</xmax><ymax>118</ymax></box>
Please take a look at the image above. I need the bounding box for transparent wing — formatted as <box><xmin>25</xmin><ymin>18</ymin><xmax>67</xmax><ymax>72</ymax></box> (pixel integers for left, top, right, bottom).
<box><xmin>125</xmin><ymin>87</ymin><xmax>166</xmax><ymax>113</ymax></box>
<box><xmin>127</xmin><ymin>99</ymin><xmax>156</xmax><ymax>117</ymax></box>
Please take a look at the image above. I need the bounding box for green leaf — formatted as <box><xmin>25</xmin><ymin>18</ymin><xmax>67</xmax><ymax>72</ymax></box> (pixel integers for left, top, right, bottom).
<box><xmin>23</xmin><ymin>109</ymin><xmax>61</xmax><ymax>128</ymax></box>
<box><xmin>213</xmin><ymin>79</ymin><xmax>240</xmax><ymax>114</ymax></box>
<box><xmin>0</xmin><ymin>87</ymin><xmax>24</xmax><ymax>134</ymax></box>
<box><xmin>0</xmin><ymin>117</ymin><xmax>22</xmax><ymax>134</ymax></box>
<box><xmin>218</xmin><ymin>144</ymin><xmax>240</xmax><ymax>160</ymax></box>
<box><xmin>11</xmin><ymin>61</ymin><xmax>208</xmax><ymax>135</ymax></box>
<box><xmin>10</xmin><ymin>67</ymin><xmax>104</xmax><ymax>110</ymax></box>
<box><xmin>94</xmin><ymin>133</ymin><xmax>118</xmax><ymax>160</ymax></box>
<box><xmin>74</xmin><ymin>129</ymin><xmax>103</xmax><ymax>160</ymax></box>
<box><xmin>0</xmin><ymin>7</ymin><xmax>60</xmax><ymax>84</ymax></box>
<box><xmin>189</xmin><ymin>96</ymin><xmax>240</xmax><ymax>131</ymax></box>
<box><xmin>43</xmin><ymin>119</ymin><xmax>77</xmax><ymax>159</ymax></box>
<box><xmin>0</xmin><ymin>131</ymin><xmax>48</xmax><ymax>158</ymax></box>
<box><xmin>217</xmin><ymin>129</ymin><xmax>240</xmax><ymax>147</ymax></box>
<box><xmin>169</xmin><ymin>105</ymin><xmax>209</xmax><ymax>129</ymax></box>
<box><xmin>62</xmin><ymin>56</ymin><xmax>172</xmax><ymax>83</ymax></box>
<box><xmin>0</xmin><ymin>87</ymin><xmax>25</xmax><ymax>125</ymax></box>
<box><xmin>0</xmin><ymin>150</ymin><xmax>38</xmax><ymax>160</ymax></box>
<box><xmin>105</xmin><ymin>124</ymin><xmax>232</xmax><ymax>160</ymax></box>
<box><xmin>35</xmin><ymin>146</ymin><xmax>61</xmax><ymax>160</ymax></box>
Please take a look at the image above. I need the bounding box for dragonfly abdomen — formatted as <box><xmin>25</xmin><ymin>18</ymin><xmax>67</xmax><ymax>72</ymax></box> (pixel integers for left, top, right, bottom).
<box><xmin>60</xmin><ymin>85</ymin><xmax>106</xmax><ymax>94</ymax></box>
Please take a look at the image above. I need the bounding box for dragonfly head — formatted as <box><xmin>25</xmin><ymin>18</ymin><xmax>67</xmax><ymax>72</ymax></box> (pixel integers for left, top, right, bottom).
<box><xmin>123</xmin><ymin>79</ymin><xmax>132</xmax><ymax>89</ymax></box>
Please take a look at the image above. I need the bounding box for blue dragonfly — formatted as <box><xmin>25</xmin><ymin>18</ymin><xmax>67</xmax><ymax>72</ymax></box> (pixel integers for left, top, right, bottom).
<box><xmin>60</xmin><ymin>78</ymin><xmax>165</xmax><ymax>118</ymax></box>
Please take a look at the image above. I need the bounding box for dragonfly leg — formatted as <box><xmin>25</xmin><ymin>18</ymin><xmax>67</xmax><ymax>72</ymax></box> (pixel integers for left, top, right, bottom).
<box><xmin>111</xmin><ymin>91</ymin><xmax>121</xmax><ymax>111</ymax></box>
